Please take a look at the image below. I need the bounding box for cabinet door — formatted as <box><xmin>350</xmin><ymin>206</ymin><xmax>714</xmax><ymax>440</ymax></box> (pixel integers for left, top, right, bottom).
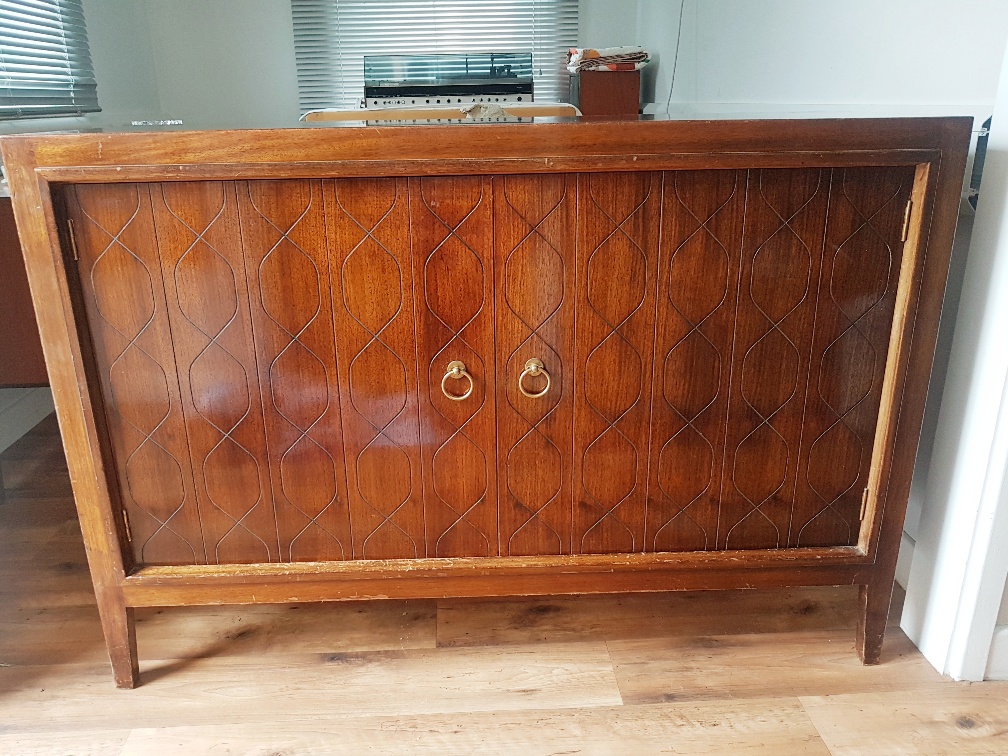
<box><xmin>151</xmin><ymin>181</ymin><xmax>279</xmax><ymax>564</ymax></box>
<box><xmin>68</xmin><ymin>184</ymin><xmax>206</xmax><ymax>566</ymax></box>
<box><xmin>573</xmin><ymin>172</ymin><xmax>661</xmax><ymax>554</ymax></box>
<box><xmin>647</xmin><ymin>170</ymin><xmax>745</xmax><ymax>552</ymax></box>
<box><xmin>494</xmin><ymin>174</ymin><xmax>576</xmax><ymax>556</ymax></box>
<box><xmin>411</xmin><ymin>176</ymin><xmax>499</xmax><ymax>558</ymax></box>
<box><xmin>790</xmin><ymin>165</ymin><xmax>915</xmax><ymax>547</ymax></box>
<box><xmin>648</xmin><ymin>166</ymin><xmax>914</xmax><ymax>553</ymax></box>
<box><xmin>327</xmin><ymin>178</ymin><xmax>426</xmax><ymax>560</ymax></box>
<box><xmin>238</xmin><ymin>179</ymin><xmax>352</xmax><ymax>562</ymax></box>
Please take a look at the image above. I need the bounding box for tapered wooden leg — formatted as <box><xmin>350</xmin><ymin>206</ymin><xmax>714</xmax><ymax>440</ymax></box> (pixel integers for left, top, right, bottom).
<box><xmin>856</xmin><ymin>581</ymin><xmax>893</xmax><ymax>665</ymax></box>
<box><xmin>98</xmin><ymin>598</ymin><xmax>139</xmax><ymax>689</ymax></box>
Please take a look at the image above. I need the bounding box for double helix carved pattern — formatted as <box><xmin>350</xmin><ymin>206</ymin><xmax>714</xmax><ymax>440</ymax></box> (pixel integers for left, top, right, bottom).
<box><xmin>579</xmin><ymin>173</ymin><xmax>657</xmax><ymax>554</ymax></box>
<box><xmin>244</xmin><ymin>181</ymin><xmax>347</xmax><ymax>561</ymax></box>
<box><xmin>650</xmin><ymin>171</ymin><xmax>741</xmax><ymax>552</ymax></box>
<box><xmin>77</xmin><ymin>186</ymin><xmax>201</xmax><ymax>564</ymax></box>
<box><xmin>417</xmin><ymin>177</ymin><xmax>495</xmax><ymax>557</ymax></box>
<box><xmin>498</xmin><ymin>175</ymin><xmax>571</xmax><ymax>556</ymax></box>
<box><xmin>723</xmin><ymin>170</ymin><xmax>825</xmax><ymax>550</ymax></box>
<box><xmin>795</xmin><ymin>168</ymin><xmax>909</xmax><ymax>546</ymax></box>
<box><xmin>334</xmin><ymin>180</ymin><xmax>420</xmax><ymax>559</ymax></box>
<box><xmin>160</xmin><ymin>184</ymin><xmax>273</xmax><ymax>563</ymax></box>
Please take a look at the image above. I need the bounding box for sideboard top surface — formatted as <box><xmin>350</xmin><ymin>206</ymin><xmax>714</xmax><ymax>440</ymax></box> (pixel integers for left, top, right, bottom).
<box><xmin>0</xmin><ymin>117</ymin><xmax>972</xmax><ymax>182</ymax></box>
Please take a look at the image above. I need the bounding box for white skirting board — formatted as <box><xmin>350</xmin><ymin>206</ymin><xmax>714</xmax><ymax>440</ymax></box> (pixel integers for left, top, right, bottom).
<box><xmin>986</xmin><ymin>626</ymin><xmax>1008</xmax><ymax>679</ymax></box>
<box><xmin>896</xmin><ymin>530</ymin><xmax>915</xmax><ymax>589</ymax></box>
<box><xmin>0</xmin><ymin>387</ymin><xmax>54</xmax><ymax>455</ymax></box>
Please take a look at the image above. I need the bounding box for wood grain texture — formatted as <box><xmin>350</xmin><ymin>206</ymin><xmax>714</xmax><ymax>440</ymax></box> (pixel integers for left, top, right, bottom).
<box><xmin>573</xmin><ymin>171</ymin><xmax>661</xmax><ymax>554</ymax></box>
<box><xmin>0</xmin><ymin>117</ymin><xmax>972</xmax><ymax>685</ymax></box>
<box><xmin>1</xmin><ymin>142</ymin><xmax>139</xmax><ymax>687</ymax></box>
<box><xmin>67</xmin><ymin>185</ymin><xmax>205</xmax><ymax>567</ymax></box>
<box><xmin>649</xmin><ymin>169</ymin><xmax>746</xmax><ymax>552</ymax></box>
<box><xmin>326</xmin><ymin>177</ymin><xmax>426</xmax><ymax>560</ymax></box>
<box><xmin>857</xmin><ymin>161</ymin><xmax>948</xmax><ymax>666</ymax></box>
<box><xmin>717</xmin><ymin>168</ymin><xmax>831</xmax><ymax>550</ymax></box>
<box><xmin>411</xmin><ymin>176</ymin><xmax>499</xmax><ymax>558</ymax></box>
<box><xmin>493</xmin><ymin>173</ymin><xmax>576</xmax><ymax>556</ymax></box>
<box><xmin>0</xmin><ymin>645</ymin><xmax>622</xmax><ymax>729</ymax></box>
<box><xmin>151</xmin><ymin>182</ymin><xmax>278</xmax><ymax>565</ymax></box>
<box><xmin>7</xmin><ymin>118</ymin><xmax>963</xmax><ymax>180</ymax></box>
<box><xmin>115</xmin><ymin>699</ymin><xmax>830</xmax><ymax>755</ymax></box>
<box><xmin>0</xmin><ymin>197</ymin><xmax>47</xmax><ymax>386</ymax></box>
<box><xmin>791</xmin><ymin>166</ymin><xmax>915</xmax><ymax>548</ymax></box>
<box><xmin>4</xmin><ymin>424</ymin><xmax>1007</xmax><ymax>755</ymax></box>
<box><xmin>608</xmin><ymin>627</ymin><xmax>942</xmax><ymax>704</ymax></box>
<box><xmin>436</xmin><ymin>585</ymin><xmax>860</xmax><ymax>648</ymax></box>
<box><xmin>238</xmin><ymin>179</ymin><xmax>352</xmax><ymax>562</ymax></box>
<box><xmin>801</xmin><ymin>685</ymin><xmax>1008</xmax><ymax>755</ymax></box>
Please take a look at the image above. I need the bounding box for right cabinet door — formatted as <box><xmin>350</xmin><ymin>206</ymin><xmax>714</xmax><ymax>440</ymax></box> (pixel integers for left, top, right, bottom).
<box><xmin>647</xmin><ymin>166</ymin><xmax>915</xmax><ymax>552</ymax></box>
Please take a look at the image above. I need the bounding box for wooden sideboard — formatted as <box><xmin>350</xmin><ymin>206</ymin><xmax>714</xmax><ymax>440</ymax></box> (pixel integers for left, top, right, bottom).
<box><xmin>0</xmin><ymin>117</ymin><xmax>970</xmax><ymax>688</ymax></box>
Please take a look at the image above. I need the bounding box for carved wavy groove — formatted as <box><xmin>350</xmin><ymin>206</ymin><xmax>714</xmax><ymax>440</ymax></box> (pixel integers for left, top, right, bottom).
<box><xmin>796</xmin><ymin>171</ymin><xmax>905</xmax><ymax>546</ymax></box>
<box><xmin>247</xmin><ymin>183</ymin><xmax>346</xmax><ymax>560</ymax></box>
<box><xmin>652</xmin><ymin>173</ymin><xmax>738</xmax><ymax>551</ymax></box>
<box><xmin>725</xmin><ymin>171</ymin><xmax>822</xmax><ymax>549</ymax></box>
<box><xmin>502</xmin><ymin>176</ymin><xmax>567</xmax><ymax>555</ymax></box>
<box><xmin>162</xmin><ymin>186</ymin><xmax>271</xmax><ymax>562</ymax></box>
<box><xmin>80</xmin><ymin>189</ymin><xmax>198</xmax><ymax>563</ymax></box>
<box><xmin>335</xmin><ymin>183</ymin><xmax>418</xmax><ymax>558</ymax></box>
<box><xmin>580</xmin><ymin>176</ymin><xmax>653</xmax><ymax>552</ymax></box>
<box><xmin>421</xmin><ymin>179</ymin><xmax>491</xmax><ymax>556</ymax></box>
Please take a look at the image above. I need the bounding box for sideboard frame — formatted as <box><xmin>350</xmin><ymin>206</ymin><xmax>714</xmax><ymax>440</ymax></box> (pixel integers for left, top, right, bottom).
<box><xmin>0</xmin><ymin>118</ymin><xmax>971</xmax><ymax>688</ymax></box>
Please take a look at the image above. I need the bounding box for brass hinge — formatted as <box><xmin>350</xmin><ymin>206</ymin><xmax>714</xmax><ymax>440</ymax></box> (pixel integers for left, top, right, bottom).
<box><xmin>860</xmin><ymin>487</ymin><xmax>871</xmax><ymax>521</ymax></box>
<box><xmin>66</xmin><ymin>218</ymin><xmax>79</xmax><ymax>261</ymax></box>
<box><xmin>122</xmin><ymin>509</ymin><xmax>132</xmax><ymax>542</ymax></box>
<box><xmin>901</xmin><ymin>199</ymin><xmax>913</xmax><ymax>242</ymax></box>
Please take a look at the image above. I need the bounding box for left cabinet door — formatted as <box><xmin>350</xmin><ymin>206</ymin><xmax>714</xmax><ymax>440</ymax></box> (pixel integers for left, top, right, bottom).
<box><xmin>71</xmin><ymin>181</ymin><xmax>358</xmax><ymax>566</ymax></box>
<box><xmin>68</xmin><ymin>184</ymin><xmax>208</xmax><ymax>566</ymax></box>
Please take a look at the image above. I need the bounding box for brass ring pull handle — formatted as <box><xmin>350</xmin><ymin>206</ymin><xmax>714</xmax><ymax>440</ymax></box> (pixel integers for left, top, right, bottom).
<box><xmin>518</xmin><ymin>358</ymin><xmax>551</xmax><ymax>399</ymax></box>
<box><xmin>441</xmin><ymin>360</ymin><xmax>474</xmax><ymax>401</ymax></box>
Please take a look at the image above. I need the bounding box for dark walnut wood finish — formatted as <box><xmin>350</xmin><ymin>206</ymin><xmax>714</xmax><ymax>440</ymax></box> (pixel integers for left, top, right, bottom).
<box><xmin>0</xmin><ymin>197</ymin><xmax>48</xmax><ymax>386</ymax></box>
<box><xmin>0</xmin><ymin>118</ymin><xmax>969</xmax><ymax>687</ymax></box>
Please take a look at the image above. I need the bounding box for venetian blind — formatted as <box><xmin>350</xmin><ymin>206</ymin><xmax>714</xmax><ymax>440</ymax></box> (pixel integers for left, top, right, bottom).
<box><xmin>291</xmin><ymin>0</ymin><xmax>578</xmax><ymax>113</ymax></box>
<box><xmin>0</xmin><ymin>0</ymin><xmax>99</xmax><ymax>119</ymax></box>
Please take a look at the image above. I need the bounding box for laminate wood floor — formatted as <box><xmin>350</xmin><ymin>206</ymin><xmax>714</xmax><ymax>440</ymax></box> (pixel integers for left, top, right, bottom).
<box><xmin>1</xmin><ymin>415</ymin><xmax>1006</xmax><ymax>755</ymax></box>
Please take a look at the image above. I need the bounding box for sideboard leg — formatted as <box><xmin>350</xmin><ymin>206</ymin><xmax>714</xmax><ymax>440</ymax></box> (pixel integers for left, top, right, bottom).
<box><xmin>100</xmin><ymin>600</ymin><xmax>139</xmax><ymax>689</ymax></box>
<box><xmin>856</xmin><ymin>582</ymin><xmax>892</xmax><ymax>665</ymax></box>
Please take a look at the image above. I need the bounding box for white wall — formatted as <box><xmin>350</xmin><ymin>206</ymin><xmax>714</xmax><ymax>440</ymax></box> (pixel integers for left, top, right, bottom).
<box><xmin>144</xmin><ymin>0</ymin><xmax>300</xmax><ymax>129</ymax></box>
<box><xmin>579</xmin><ymin>0</ymin><xmax>638</xmax><ymax>48</ymax></box>
<box><xmin>1001</xmin><ymin>582</ymin><xmax>1008</xmax><ymax>625</ymax></box>
<box><xmin>0</xmin><ymin>0</ymin><xmax>163</xmax><ymax>134</ymax></box>
<box><xmin>81</xmin><ymin>0</ymin><xmax>162</xmax><ymax>127</ymax></box>
<box><xmin>647</xmin><ymin>0</ymin><xmax>1008</xmax><ymax>122</ymax></box>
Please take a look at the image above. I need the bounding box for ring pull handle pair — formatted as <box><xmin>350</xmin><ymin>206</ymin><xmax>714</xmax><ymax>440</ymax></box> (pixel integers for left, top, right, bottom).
<box><xmin>441</xmin><ymin>357</ymin><xmax>551</xmax><ymax>401</ymax></box>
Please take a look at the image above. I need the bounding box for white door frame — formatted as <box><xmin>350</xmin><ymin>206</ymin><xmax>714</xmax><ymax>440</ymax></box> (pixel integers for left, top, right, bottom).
<box><xmin>901</xmin><ymin>40</ymin><xmax>1008</xmax><ymax>680</ymax></box>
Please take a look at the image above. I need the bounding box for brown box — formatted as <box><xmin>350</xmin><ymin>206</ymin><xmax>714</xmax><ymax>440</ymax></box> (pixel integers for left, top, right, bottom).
<box><xmin>570</xmin><ymin>69</ymin><xmax>641</xmax><ymax>117</ymax></box>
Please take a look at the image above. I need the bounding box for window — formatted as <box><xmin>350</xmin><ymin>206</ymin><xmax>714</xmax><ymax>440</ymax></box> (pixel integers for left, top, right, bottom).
<box><xmin>0</xmin><ymin>0</ymin><xmax>99</xmax><ymax>119</ymax></box>
<box><xmin>291</xmin><ymin>0</ymin><xmax>578</xmax><ymax>114</ymax></box>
